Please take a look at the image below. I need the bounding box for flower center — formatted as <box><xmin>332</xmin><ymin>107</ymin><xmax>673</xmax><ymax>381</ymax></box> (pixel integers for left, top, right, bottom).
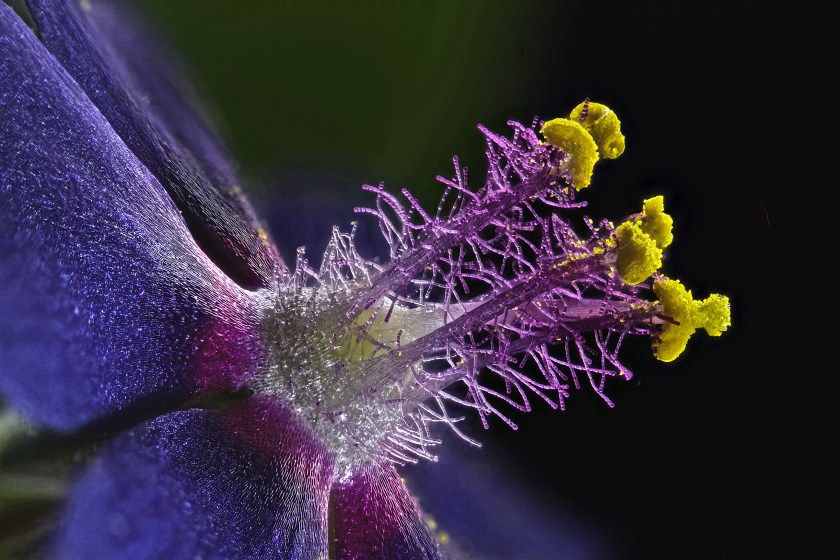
<box><xmin>257</xmin><ymin>278</ymin><xmax>453</xmax><ymax>475</ymax></box>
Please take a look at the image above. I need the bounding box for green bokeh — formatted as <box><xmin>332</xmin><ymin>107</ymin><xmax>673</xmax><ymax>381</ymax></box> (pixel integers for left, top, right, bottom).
<box><xmin>142</xmin><ymin>1</ymin><xmax>577</xmax><ymax>205</ymax></box>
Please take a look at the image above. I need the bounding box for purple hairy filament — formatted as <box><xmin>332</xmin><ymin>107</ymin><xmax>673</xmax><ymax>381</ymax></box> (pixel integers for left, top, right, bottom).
<box><xmin>256</xmin><ymin>118</ymin><xmax>673</xmax><ymax>475</ymax></box>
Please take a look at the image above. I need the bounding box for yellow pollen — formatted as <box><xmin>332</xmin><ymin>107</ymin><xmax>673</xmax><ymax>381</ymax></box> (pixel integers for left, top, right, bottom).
<box><xmin>569</xmin><ymin>100</ymin><xmax>626</xmax><ymax>160</ymax></box>
<box><xmin>540</xmin><ymin>118</ymin><xmax>599</xmax><ymax>190</ymax></box>
<box><xmin>640</xmin><ymin>195</ymin><xmax>674</xmax><ymax>249</ymax></box>
<box><xmin>614</xmin><ymin>222</ymin><xmax>662</xmax><ymax>285</ymax></box>
<box><xmin>652</xmin><ymin>278</ymin><xmax>731</xmax><ymax>361</ymax></box>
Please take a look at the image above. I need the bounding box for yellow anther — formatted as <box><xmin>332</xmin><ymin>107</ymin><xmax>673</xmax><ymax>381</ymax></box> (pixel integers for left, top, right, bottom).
<box><xmin>615</xmin><ymin>222</ymin><xmax>662</xmax><ymax>285</ymax></box>
<box><xmin>640</xmin><ymin>195</ymin><xmax>674</xmax><ymax>249</ymax></box>
<box><xmin>652</xmin><ymin>278</ymin><xmax>731</xmax><ymax>362</ymax></box>
<box><xmin>652</xmin><ymin>279</ymin><xmax>696</xmax><ymax>362</ymax></box>
<box><xmin>540</xmin><ymin>118</ymin><xmax>599</xmax><ymax>190</ymax></box>
<box><xmin>541</xmin><ymin>100</ymin><xmax>625</xmax><ymax>189</ymax></box>
<box><xmin>695</xmin><ymin>293</ymin><xmax>731</xmax><ymax>336</ymax></box>
<box><xmin>569</xmin><ymin>100</ymin><xmax>625</xmax><ymax>159</ymax></box>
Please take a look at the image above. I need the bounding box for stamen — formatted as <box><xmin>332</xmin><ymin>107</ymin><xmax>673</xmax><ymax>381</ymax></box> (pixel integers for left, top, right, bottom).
<box><xmin>261</xmin><ymin>102</ymin><xmax>730</xmax><ymax>469</ymax></box>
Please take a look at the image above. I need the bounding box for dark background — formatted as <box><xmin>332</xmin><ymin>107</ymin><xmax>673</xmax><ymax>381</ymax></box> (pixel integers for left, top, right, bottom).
<box><xmin>140</xmin><ymin>2</ymin><xmax>837</xmax><ymax>558</ymax></box>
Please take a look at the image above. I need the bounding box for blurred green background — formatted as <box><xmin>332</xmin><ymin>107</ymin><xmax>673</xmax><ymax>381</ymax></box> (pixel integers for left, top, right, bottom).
<box><xmin>138</xmin><ymin>1</ymin><xmax>715</xmax><ymax>267</ymax></box>
<box><xmin>143</xmin><ymin>1</ymin><xmax>574</xmax><ymax>201</ymax></box>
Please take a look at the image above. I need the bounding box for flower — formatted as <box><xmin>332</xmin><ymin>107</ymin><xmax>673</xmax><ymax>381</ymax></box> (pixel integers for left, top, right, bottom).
<box><xmin>0</xmin><ymin>1</ymin><xmax>730</xmax><ymax>559</ymax></box>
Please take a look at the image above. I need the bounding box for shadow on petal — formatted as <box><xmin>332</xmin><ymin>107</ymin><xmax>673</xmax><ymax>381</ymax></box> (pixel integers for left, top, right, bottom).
<box><xmin>404</xmin><ymin>430</ymin><xmax>628</xmax><ymax>560</ymax></box>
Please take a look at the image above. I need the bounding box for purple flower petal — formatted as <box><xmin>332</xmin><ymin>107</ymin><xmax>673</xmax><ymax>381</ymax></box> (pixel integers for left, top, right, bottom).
<box><xmin>55</xmin><ymin>396</ymin><xmax>441</xmax><ymax>559</ymax></box>
<box><xmin>0</xmin><ymin>5</ymin><xmax>263</xmax><ymax>429</ymax></box>
<box><xmin>28</xmin><ymin>0</ymin><xmax>283</xmax><ymax>288</ymax></box>
<box><xmin>331</xmin><ymin>463</ymin><xmax>442</xmax><ymax>560</ymax></box>
<box><xmin>55</xmin><ymin>398</ymin><xmax>334</xmax><ymax>559</ymax></box>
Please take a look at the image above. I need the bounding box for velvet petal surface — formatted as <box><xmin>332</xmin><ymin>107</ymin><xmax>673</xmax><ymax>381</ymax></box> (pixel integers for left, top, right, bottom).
<box><xmin>330</xmin><ymin>463</ymin><xmax>442</xmax><ymax>560</ymax></box>
<box><xmin>55</xmin><ymin>398</ymin><xmax>335</xmax><ymax>560</ymax></box>
<box><xmin>28</xmin><ymin>0</ymin><xmax>283</xmax><ymax>289</ymax></box>
<box><xmin>0</xmin><ymin>3</ymin><xmax>264</xmax><ymax>430</ymax></box>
